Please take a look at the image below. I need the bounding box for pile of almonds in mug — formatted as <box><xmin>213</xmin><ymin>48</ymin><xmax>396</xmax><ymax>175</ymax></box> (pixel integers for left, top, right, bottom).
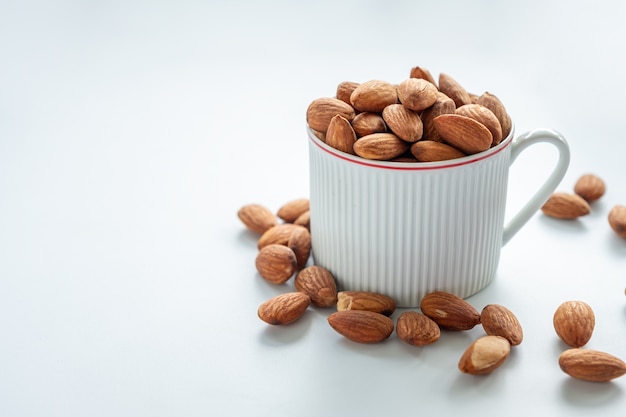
<box><xmin>238</xmin><ymin>198</ymin><xmax>626</xmax><ymax>380</ymax></box>
<box><xmin>306</xmin><ymin>66</ymin><xmax>512</xmax><ymax>162</ymax></box>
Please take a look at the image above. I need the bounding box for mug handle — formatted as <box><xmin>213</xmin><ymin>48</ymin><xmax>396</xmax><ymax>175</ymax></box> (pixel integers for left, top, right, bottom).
<box><xmin>502</xmin><ymin>129</ymin><xmax>570</xmax><ymax>245</ymax></box>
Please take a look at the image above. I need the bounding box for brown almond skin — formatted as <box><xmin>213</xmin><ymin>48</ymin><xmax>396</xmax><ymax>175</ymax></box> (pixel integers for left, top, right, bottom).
<box><xmin>410</xmin><ymin>140</ymin><xmax>466</xmax><ymax>162</ymax></box>
<box><xmin>455</xmin><ymin>104</ymin><xmax>503</xmax><ymax>146</ymax></box>
<box><xmin>541</xmin><ymin>193</ymin><xmax>590</xmax><ymax>219</ymax></box>
<box><xmin>420</xmin><ymin>291</ymin><xmax>481</xmax><ymax>330</ymax></box>
<box><xmin>306</xmin><ymin>97</ymin><xmax>356</xmax><ymax>133</ymax></box>
<box><xmin>608</xmin><ymin>205</ymin><xmax>626</xmax><ymax>238</ymax></box>
<box><xmin>337</xmin><ymin>291</ymin><xmax>396</xmax><ymax>316</ymax></box>
<box><xmin>287</xmin><ymin>225</ymin><xmax>311</xmax><ymax>269</ymax></box>
<box><xmin>277</xmin><ymin>198</ymin><xmax>310</xmax><ymax>223</ymax></box>
<box><xmin>480</xmin><ymin>304</ymin><xmax>523</xmax><ymax>346</ymax></box>
<box><xmin>433</xmin><ymin>114</ymin><xmax>492</xmax><ymax>155</ymax></box>
<box><xmin>458</xmin><ymin>335</ymin><xmax>511</xmax><ymax>375</ymax></box>
<box><xmin>397</xmin><ymin>78</ymin><xmax>439</xmax><ymax>111</ymax></box>
<box><xmin>438</xmin><ymin>73</ymin><xmax>472</xmax><ymax>108</ymax></box>
<box><xmin>559</xmin><ymin>348</ymin><xmax>626</xmax><ymax>382</ymax></box>
<box><xmin>409</xmin><ymin>66</ymin><xmax>437</xmax><ymax>87</ymax></box>
<box><xmin>258</xmin><ymin>292</ymin><xmax>311</xmax><ymax>325</ymax></box>
<box><xmin>293</xmin><ymin>210</ymin><xmax>310</xmax><ymax>231</ymax></box>
<box><xmin>382</xmin><ymin>104</ymin><xmax>423</xmax><ymax>142</ymax></box>
<box><xmin>294</xmin><ymin>265</ymin><xmax>338</xmax><ymax>307</ymax></box>
<box><xmin>255</xmin><ymin>244</ymin><xmax>298</xmax><ymax>284</ymax></box>
<box><xmin>327</xmin><ymin>310</ymin><xmax>394</xmax><ymax>343</ymax></box>
<box><xmin>257</xmin><ymin>223</ymin><xmax>299</xmax><ymax>250</ymax></box>
<box><xmin>553</xmin><ymin>300</ymin><xmax>595</xmax><ymax>348</ymax></box>
<box><xmin>353</xmin><ymin>133</ymin><xmax>409</xmax><ymax>160</ymax></box>
<box><xmin>574</xmin><ymin>174</ymin><xmax>606</xmax><ymax>202</ymax></box>
<box><xmin>476</xmin><ymin>92</ymin><xmax>512</xmax><ymax>139</ymax></box>
<box><xmin>326</xmin><ymin>114</ymin><xmax>357</xmax><ymax>155</ymax></box>
<box><xmin>420</xmin><ymin>92</ymin><xmax>456</xmax><ymax>142</ymax></box>
<box><xmin>237</xmin><ymin>204</ymin><xmax>278</xmax><ymax>234</ymax></box>
<box><xmin>351</xmin><ymin>112</ymin><xmax>387</xmax><ymax>137</ymax></box>
<box><xmin>336</xmin><ymin>81</ymin><xmax>360</xmax><ymax>105</ymax></box>
<box><xmin>350</xmin><ymin>80</ymin><xmax>398</xmax><ymax>113</ymax></box>
<box><xmin>396</xmin><ymin>311</ymin><xmax>441</xmax><ymax>346</ymax></box>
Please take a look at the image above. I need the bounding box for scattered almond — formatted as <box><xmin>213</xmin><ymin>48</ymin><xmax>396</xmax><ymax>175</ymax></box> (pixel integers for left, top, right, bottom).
<box><xmin>480</xmin><ymin>304</ymin><xmax>523</xmax><ymax>346</ymax></box>
<box><xmin>559</xmin><ymin>348</ymin><xmax>626</xmax><ymax>382</ymax></box>
<box><xmin>396</xmin><ymin>311</ymin><xmax>441</xmax><ymax>346</ymax></box>
<box><xmin>574</xmin><ymin>174</ymin><xmax>606</xmax><ymax>202</ymax></box>
<box><xmin>420</xmin><ymin>291</ymin><xmax>481</xmax><ymax>331</ymax></box>
<box><xmin>258</xmin><ymin>292</ymin><xmax>311</xmax><ymax>325</ymax></box>
<box><xmin>277</xmin><ymin>198</ymin><xmax>310</xmax><ymax>223</ymax></box>
<box><xmin>541</xmin><ymin>192</ymin><xmax>590</xmax><ymax>219</ymax></box>
<box><xmin>608</xmin><ymin>205</ymin><xmax>626</xmax><ymax>238</ymax></box>
<box><xmin>294</xmin><ymin>265</ymin><xmax>338</xmax><ymax>307</ymax></box>
<box><xmin>255</xmin><ymin>244</ymin><xmax>298</xmax><ymax>284</ymax></box>
<box><xmin>237</xmin><ymin>204</ymin><xmax>278</xmax><ymax>234</ymax></box>
<box><xmin>553</xmin><ymin>300</ymin><xmax>595</xmax><ymax>348</ymax></box>
<box><xmin>327</xmin><ymin>310</ymin><xmax>394</xmax><ymax>343</ymax></box>
<box><xmin>257</xmin><ymin>223</ymin><xmax>299</xmax><ymax>250</ymax></box>
<box><xmin>293</xmin><ymin>210</ymin><xmax>310</xmax><ymax>231</ymax></box>
<box><xmin>458</xmin><ymin>335</ymin><xmax>511</xmax><ymax>375</ymax></box>
<box><xmin>287</xmin><ymin>225</ymin><xmax>311</xmax><ymax>269</ymax></box>
<box><xmin>336</xmin><ymin>291</ymin><xmax>396</xmax><ymax>316</ymax></box>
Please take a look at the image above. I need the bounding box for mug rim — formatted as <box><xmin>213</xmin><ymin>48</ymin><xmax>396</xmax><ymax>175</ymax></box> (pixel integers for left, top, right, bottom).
<box><xmin>308</xmin><ymin>122</ymin><xmax>515</xmax><ymax>171</ymax></box>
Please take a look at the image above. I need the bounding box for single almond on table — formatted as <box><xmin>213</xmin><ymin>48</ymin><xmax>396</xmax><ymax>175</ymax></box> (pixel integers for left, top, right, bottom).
<box><xmin>327</xmin><ymin>310</ymin><xmax>394</xmax><ymax>343</ymax></box>
<box><xmin>306</xmin><ymin>97</ymin><xmax>356</xmax><ymax>133</ymax></box>
<box><xmin>353</xmin><ymin>132</ymin><xmax>410</xmax><ymax>160</ymax></box>
<box><xmin>553</xmin><ymin>300</ymin><xmax>595</xmax><ymax>348</ymax></box>
<box><xmin>258</xmin><ymin>292</ymin><xmax>311</xmax><ymax>325</ymax></box>
<box><xmin>336</xmin><ymin>291</ymin><xmax>396</xmax><ymax>316</ymax></box>
<box><xmin>574</xmin><ymin>173</ymin><xmax>605</xmax><ymax>203</ymax></box>
<box><xmin>326</xmin><ymin>114</ymin><xmax>357</xmax><ymax>154</ymax></box>
<box><xmin>396</xmin><ymin>311</ymin><xmax>441</xmax><ymax>346</ymax></box>
<box><xmin>458</xmin><ymin>335</ymin><xmax>511</xmax><ymax>375</ymax></box>
<box><xmin>455</xmin><ymin>103</ymin><xmax>503</xmax><ymax>146</ymax></box>
<box><xmin>351</xmin><ymin>112</ymin><xmax>387</xmax><ymax>137</ymax></box>
<box><xmin>433</xmin><ymin>113</ymin><xmax>493</xmax><ymax>155</ymax></box>
<box><xmin>257</xmin><ymin>223</ymin><xmax>299</xmax><ymax>250</ymax></box>
<box><xmin>541</xmin><ymin>192</ymin><xmax>590</xmax><ymax>219</ymax></box>
<box><xmin>480</xmin><ymin>304</ymin><xmax>523</xmax><ymax>346</ymax></box>
<box><xmin>559</xmin><ymin>348</ymin><xmax>626</xmax><ymax>382</ymax></box>
<box><xmin>608</xmin><ymin>205</ymin><xmax>626</xmax><ymax>238</ymax></box>
<box><xmin>336</xmin><ymin>81</ymin><xmax>360</xmax><ymax>105</ymax></box>
<box><xmin>438</xmin><ymin>73</ymin><xmax>472</xmax><ymax>108</ymax></box>
<box><xmin>420</xmin><ymin>291</ymin><xmax>481</xmax><ymax>330</ymax></box>
<box><xmin>476</xmin><ymin>91</ymin><xmax>512</xmax><ymax>139</ymax></box>
<box><xmin>287</xmin><ymin>225</ymin><xmax>311</xmax><ymax>269</ymax></box>
<box><xmin>255</xmin><ymin>244</ymin><xmax>298</xmax><ymax>284</ymax></box>
<box><xmin>350</xmin><ymin>80</ymin><xmax>398</xmax><ymax>113</ymax></box>
<box><xmin>420</xmin><ymin>92</ymin><xmax>456</xmax><ymax>142</ymax></box>
<box><xmin>382</xmin><ymin>103</ymin><xmax>423</xmax><ymax>142</ymax></box>
<box><xmin>410</xmin><ymin>140</ymin><xmax>466</xmax><ymax>162</ymax></box>
<box><xmin>277</xmin><ymin>198</ymin><xmax>310</xmax><ymax>223</ymax></box>
<box><xmin>294</xmin><ymin>265</ymin><xmax>338</xmax><ymax>307</ymax></box>
<box><xmin>237</xmin><ymin>204</ymin><xmax>278</xmax><ymax>234</ymax></box>
<box><xmin>397</xmin><ymin>78</ymin><xmax>439</xmax><ymax>111</ymax></box>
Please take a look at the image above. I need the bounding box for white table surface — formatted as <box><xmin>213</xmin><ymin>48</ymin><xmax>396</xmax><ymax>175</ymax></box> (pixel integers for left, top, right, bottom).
<box><xmin>1</xmin><ymin>1</ymin><xmax>626</xmax><ymax>416</ymax></box>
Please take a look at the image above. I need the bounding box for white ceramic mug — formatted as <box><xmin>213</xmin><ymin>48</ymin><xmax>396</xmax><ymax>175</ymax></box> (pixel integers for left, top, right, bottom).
<box><xmin>308</xmin><ymin>125</ymin><xmax>569</xmax><ymax>307</ymax></box>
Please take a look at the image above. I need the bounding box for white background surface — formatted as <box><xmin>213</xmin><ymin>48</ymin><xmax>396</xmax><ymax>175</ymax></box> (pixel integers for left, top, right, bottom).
<box><xmin>1</xmin><ymin>1</ymin><xmax>626</xmax><ymax>416</ymax></box>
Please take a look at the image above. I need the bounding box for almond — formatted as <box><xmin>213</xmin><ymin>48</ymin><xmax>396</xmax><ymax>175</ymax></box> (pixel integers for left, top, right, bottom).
<box><xmin>326</xmin><ymin>114</ymin><xmax>357</xmax><ymax>154</ymax></box>
<box><xmin>257</xmin><ymin>223</ymin><xmax>299</xmax><ymax>250</ymax></box>
<box><xmin>327</xmin><ymin>310</ymin><xmax>394</xmax><ymax>343</ymax></box>
<box><xmin>553</xmin><ymin>300</ymin><xmax>595</xmax><ymax>348</ymax></box>
<box><xmin>396</xmin><ymin>311</ymin><xmax>441</xmax><ymax>346</ymax></box>
<box><xmin>255</xmin><ymin>244</ymin><xmax>298</xmax><ymax>284</ymax></box>
<box><xmin>306</xmin><ymin>97</ymin><xmax>356</xmax><ymax>132</ymax></box>
<box><xmin>410</xmin><ymin>140</ymin><xmax>466</xmax><ymax>162</ymax></box>
<box><xmin>476</xmin><ymin>92</ymin><xmax>512</xmax><ymax>139</ymax></box>
<box><xmin>277</xmin><ymin>198</ymin><xmax>310</xmax><ymax>223</ymax></box>
<box><xmin>438</xmin><ymin>73</ymin><xmax>472</xmax><ymax>108</ymax></box>
<box><xmin>458</xmin><ymin>335</ymin><xmax>511</xmax><ymax>375</ymax></box>
<box><xmin>455</xmin><ymin>103</ymin><xmax>503</xmax><ymax>146</ymax></box>
<box><xmin>237</xmin><ymin>204</ymin><xmax>278</xmax><ymax>234</ymax></box>
<box><xmin>541</xmin><ymin>192</ymin><xmax>590</xmax><ymax>219</ymax></box>
<box><xmin>353</xmin><ymin>133</ymin><xmax>410</xmax><ymax>160</ymax></box>
<box><xmin>336</xmin><ymin>291</ymin><xmax>396</xmax><ymax>316</ymax></box>
<box><xmin>287</xmin><ymin>225</ymin><xmax>311</xmax><ymax>269</ymax></box>
<box><xmin>351</xmin><ymin>112</ymin><xmax>387</xmax><ymax>137</ymax></box>
<box><xmin>382</xmin><ymin>104</ymin><xmax>423</xmax><ymax>142</ymax></box>
<box><xmin>608</xmin><ymin>205</ymin><xmax>626</xmax><ymax>238</ymax></box>
<box><xmin>336</xmin><ymin>81</ymin><xmax>360</xmax><ymax>105</ymax></box>
<box><xmin>420</xmin><ymin>92</ymin><xmax>456</xmax><ymax>142</ymax></box>
<box><xmin>574</xmin><ymin>173</ymin><xmax>606</xmax><ymax>203</ymax></box>
<box><xmin>397</xmin><ymin>78</ymin><xmax>439</xmax><ymax>111</ymax></box>
<box><xmin>409</xmin><ymin>66</ymin><xmax>437</xmax><ymax>87</ymax></box>
<box><xmin>258</xmin><ymin>292</ymin><xmax>311</xmax><ymax>325</ymax></box>
<box><xmin>480</xmin><ymin>304</ymin><xmax>523</xmax><ymax>346</ymax></box>
<box><xmin>294</xmin><ymin>265</ymin><xmax>338</xmax><ymax>307</ymax></box>
<box><xmin>433</xmin><ymin>113</ymin><xmax>493</xmax><ymax>154</ymax></box>
<box><xmin>559</xmin><ymin>348</ymin><xmax>626</xmax><ymax>382</ymax></box>
<box><xmin>293</xmin><ymin>210</ymin><xmax>310</xmax><ymax>231</ymax></box>
<box><xmin>420</xmin><ymin>291</ymin><xmax>481</xmax><ymax>331</ymax></box>
<box><xmin>350</xmin><ymin>80</ymin><xmax>398</xmax><ymax>113</ymax></box>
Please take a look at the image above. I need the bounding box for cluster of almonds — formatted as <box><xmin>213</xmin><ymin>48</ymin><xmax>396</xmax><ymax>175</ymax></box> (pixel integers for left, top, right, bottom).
<box><xmin>553</xmin><ymin>300</ymin><xmax>626</xmax><ymax>382</ymax></box>
<box><xmin>238</xmin><ymin>199</ymin><xmax>524</xmax><ymax>376</ymax></box>
<box><xmin>306</xmin><ymin>66</ymin><xmax>512</xmax><ymax>162</ymax></box>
